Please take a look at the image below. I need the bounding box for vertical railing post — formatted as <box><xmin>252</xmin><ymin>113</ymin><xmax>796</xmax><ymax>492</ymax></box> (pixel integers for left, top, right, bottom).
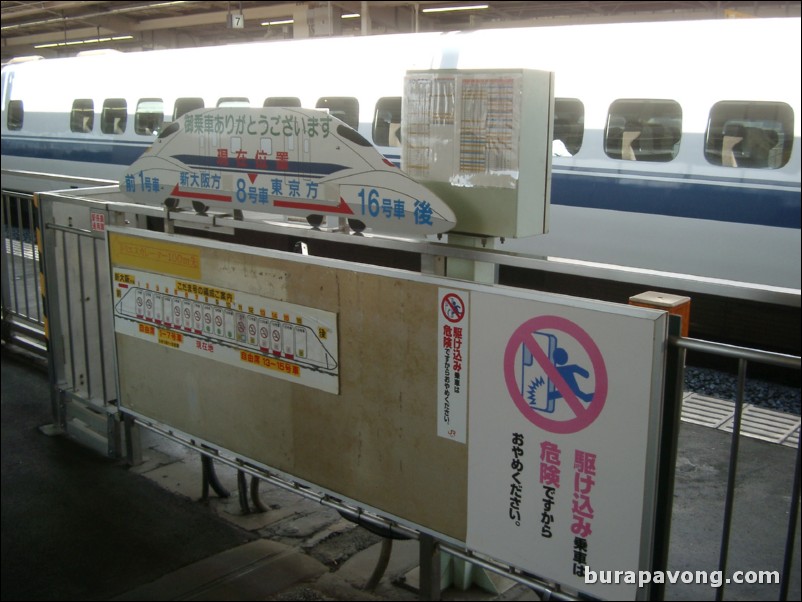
<box><xmin>715</xmin><ymin>357</ymin><xmax>748</xmax><ymax>602</ymax></box>
<box><xmin>779</xmin><ymin>441</ymin><xmax>801</xmax><ymax>601</ymax></box>
<box><xmin>419</xmin><ymin>533</ymin><xmax>441</xmax><ymax>601</ymax></box>
<box><xmin>0</xmin><ymin>193</ymin><xmax>13</xmax><ymax>342</ymax></box>
<box><xmin>651</xmin><ymin>316</ymin><xmax>685</xmax><ymax>600</ymax></box>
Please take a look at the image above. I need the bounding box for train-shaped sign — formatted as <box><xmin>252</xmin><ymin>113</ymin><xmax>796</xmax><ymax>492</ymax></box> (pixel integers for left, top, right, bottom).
<box><xmin>120</xmin><ymin>107</ymin><xmax>457</xmax><ymax>236</ymax></box>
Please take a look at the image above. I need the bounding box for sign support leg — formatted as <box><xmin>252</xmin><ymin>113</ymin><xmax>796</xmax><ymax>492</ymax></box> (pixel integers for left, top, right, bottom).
<box><xmin>445</xmin><ymin>235</ymin><xmax>499</xmax><ymax>285</ymax></box>
<box><xmin>419</xmin><ymin>533</ymin><xmax>441</xmax><ymax>601</ymax></box>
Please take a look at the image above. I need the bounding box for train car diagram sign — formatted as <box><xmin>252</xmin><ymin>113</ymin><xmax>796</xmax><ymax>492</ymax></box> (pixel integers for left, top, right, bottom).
<box><xmin>466</xmin><ymin>291</ymin><xmax>666</xmax><ymax>600</ymax></box>
<box><xmin>111</xmin><ymin>267</ymin><xmax>339</xmax><ymax>394</ymax></box>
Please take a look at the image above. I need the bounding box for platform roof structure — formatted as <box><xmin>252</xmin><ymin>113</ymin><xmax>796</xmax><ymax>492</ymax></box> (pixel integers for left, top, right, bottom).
<box><xmin>2</xmin><ymin>0</ymin><xmax>800</xmax><ymax>63</ymax></box>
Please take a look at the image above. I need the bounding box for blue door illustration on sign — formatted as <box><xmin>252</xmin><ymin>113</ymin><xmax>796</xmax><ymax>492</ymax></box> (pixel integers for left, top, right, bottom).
<box><xmin>521</xmin><ymin>331</ymin><xmax>595</xmax><ymax>413</ymax></box>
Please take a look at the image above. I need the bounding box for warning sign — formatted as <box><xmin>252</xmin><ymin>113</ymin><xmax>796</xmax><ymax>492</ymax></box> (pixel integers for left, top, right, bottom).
<box><xmin>437</xmin><ymin>288</ymin><xmax>469</xmax><ymax>443</ymax></box>
<box><xmin>466</xmin><ymin>290</ymin><xmax>667</xmax><ymax>600</ymax></box>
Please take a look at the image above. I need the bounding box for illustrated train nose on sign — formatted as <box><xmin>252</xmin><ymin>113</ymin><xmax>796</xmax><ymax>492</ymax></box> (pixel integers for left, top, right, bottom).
<box><xmin>503</xmin><ymin>315</ymin><xmax>608</xmax><ymax>434</ymax></box>
<box><xmin>119</xmin><ymin>107</ymin><xmax>458</xmax><ymax>237</ymax></box>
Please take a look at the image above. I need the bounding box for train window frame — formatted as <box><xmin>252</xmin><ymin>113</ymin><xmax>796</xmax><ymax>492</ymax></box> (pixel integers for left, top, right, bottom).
<box><xmin>604</xmin><ymin>99</ymin><xmax>682</xmax><ymax>162</ymax></box>
<box><xmin>7</xmin><ymin>100</ymin><xmax>23</xmax><ymax>131</ymax></box>
<box><xmin>704</xmin><ymin>101</ymin><xmax>794</xmax><ymax>169</ymax></box>
<box><xmin>264</xmin><ymin>97</ymin><xmax>301</xmax><ymax>108</ymax></box>
<box><xmin>553</xmin><ymin>98</ymin><xmax>584</xmax><ymax>156</ymax></box>
<box><xmin>217</xmin><ymin>97</ymin><xmax>250</xmax><ymax>108</ymax></box>
<box><xmin>101</xmin><ymin>98</ymin><xmax>127</xmax><ymax>135</ymax></box>
<box><xmin>316</xmin><ymin>97</ymin><xmax>359</xmax><ymax>130</ymax></box>
<box><xmin>173</xmin><ymin>97</ymin><xmax>204</xmax><ymax>121</ymax></box>
<box><xmin>135</xmin><ymin>98</ymin><xmax>164</xmax><ymax>136</ymax></box>
<box><xmin>70</xmin><ymin>99</ymin><xmax>94</xmax><ymax>133</ymax></box>
<box><xmin>372</xmin><ymin>97</ymin><xmax>402</xmax><ymax>147</ymax></box>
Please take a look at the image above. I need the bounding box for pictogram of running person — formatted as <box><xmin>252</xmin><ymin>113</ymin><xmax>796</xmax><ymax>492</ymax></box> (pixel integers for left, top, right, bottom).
<box><xmin>525</xmin><ymin>331</ymin><xmax>595</xmax><ymax>413</ymax></box>
<box><xmin>547</xmin><ymin>345</ymin><xmax>594</xmax><ymax>404</ymax></box>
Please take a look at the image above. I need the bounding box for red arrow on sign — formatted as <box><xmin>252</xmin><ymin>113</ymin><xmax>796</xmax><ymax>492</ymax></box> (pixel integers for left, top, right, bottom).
<box><xmin>273</xmin><ymin>196</ymin><xmax>354</xmax><ymax>215</ymax></box>
<box><xmin>170</xmin><ymin>184</ymin><xmax>232</xmax><ymax>203</ymax></box>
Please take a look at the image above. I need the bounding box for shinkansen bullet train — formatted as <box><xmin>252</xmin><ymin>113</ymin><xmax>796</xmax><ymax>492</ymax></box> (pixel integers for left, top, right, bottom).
<box><xmin>2</xmin><ymin>17</ymin><xmax>800</xmax><ymax>288</ymax></box>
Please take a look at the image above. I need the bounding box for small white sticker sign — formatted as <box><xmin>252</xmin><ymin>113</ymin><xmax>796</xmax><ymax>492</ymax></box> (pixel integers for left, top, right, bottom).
<box><xmin>437</xmin><ymin>288</ymin><xmax>469</xmax><ymax>443</ymax></box>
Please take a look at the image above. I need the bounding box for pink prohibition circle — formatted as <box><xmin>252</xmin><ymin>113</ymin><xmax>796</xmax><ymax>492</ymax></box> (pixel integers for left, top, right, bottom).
<box><xmin>503</xmin><ymin>315</ymin><xmax>608</xmax><ymax>434</ymax></box>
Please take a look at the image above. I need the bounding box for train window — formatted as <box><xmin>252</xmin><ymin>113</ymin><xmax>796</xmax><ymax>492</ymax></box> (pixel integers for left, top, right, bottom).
<box><xmin>7</xmin><ymin>100</ymin><xmax>23</xmax><ymax>130</ymax></box>
<box><xmin>553</xmin><ymin>98</ymin><xmax>584</xmax><ymax>156</ymax></box>
<box><xmin>372</xmin><ymin>97</ymin><xmax>402</xmax><ymax>147</ymax></box>
<box><xmin>316</xmin><ymin>97</ymin><xmax>359</xmax><ymax>130</ymax></box>
<box><xmin>135</xmin><ymin>98</ymin><xmax>164</xmax><ymax>135</ymax></box>
<box><xmin>264</xmin><ymin>97</ymin><xmax>301</xmax><ymax>107</ymax></box>
<box><xmin>173</xmin><ymin>97</ymin><xmax>204</xmax><ymax>120</ymax></box>
<box><xmin>101</xmin><ymin>98</ymin><xmax>127</xmax><ymax>134</ymax></box>
<box><xmin>217</xmin><ymin>97</ymin><xmax>250</xmax><ymax>107</ymax></box>
<box><xmin>704</xmin><ymin>101</ymin><xmax>794</xmax><ymax>169</ymax></box>
<box><xmin>605</xmin><ymin>99</ymin><xmax>682</xmax><ymax>162</ymax></box>
<box><xmin>70</xmin><ymin>99</ymin><xmax>94</xmax><ymax>133</ymax></box>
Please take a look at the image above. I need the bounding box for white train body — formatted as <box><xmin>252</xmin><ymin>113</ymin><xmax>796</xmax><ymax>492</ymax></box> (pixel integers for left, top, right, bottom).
<box><xmin>1</xmin><ymin>19</ymin><xmax>799</xmax><ymax>288</ymax></box>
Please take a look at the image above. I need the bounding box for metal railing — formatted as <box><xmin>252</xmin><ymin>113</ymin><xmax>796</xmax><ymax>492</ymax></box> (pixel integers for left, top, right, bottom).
<box><xmin>1</xmin><ymin>189</ymin><xmax>46</xmax><ymax>357</ymax></box>
<box><xmin>1</xmin><ymin>172</ymin><xmax>115</xmax><ymax>359</ymax></box>
<box><xmin>670</xmin><ymin>336</ymin><xmax>800</xmax><ymax>601</ymax></box>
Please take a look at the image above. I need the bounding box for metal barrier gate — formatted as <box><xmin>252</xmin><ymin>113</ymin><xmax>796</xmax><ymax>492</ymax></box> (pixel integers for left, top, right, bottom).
<box><xmin>669</xmin><ymin>337</ymin><xmax>800</xmax><ymax>602</ymax></box>
<box><xmin>1</xmin><ymin>189</ymin><xmax>45</xmax><ymax>357</ymax></box>
<box><xmin>1</xmin><ymin>172</ymin><xmax>117</xmax><ymax>360</ymax></box>
<box><xmin>1</xmin><ymin>181</ymin><xmax>799</xmax><ymax>600</ymax></box>
<box><xmin>36</xmin><ymin>193</ymin><xmax>122</xmax><ymax>456</ymax></box>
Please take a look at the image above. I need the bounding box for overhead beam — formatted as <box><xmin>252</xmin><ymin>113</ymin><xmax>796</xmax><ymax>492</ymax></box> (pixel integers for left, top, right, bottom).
<box><xmin>2</xmin><ymin>25</ymin><xmax>129</xmax><ymax>49</ymax></box>
<box><xmin>130</xmin><ymin>4</ymin><xmax>303</xmax><ymax>31</ymax></box>
<box><xmin>1</xmin><ymin>3</ymin><xmax>302</xmax><ymax>49</ymax></box>
<box><xmin>79</xmin><ymin>14</ymin><xmax>140</xmax><ymax>34</ymax></box>
<box><xmin>0</xmin><ymin>1</ymin><xmax>107</xmax><ymax>22</ymax></box>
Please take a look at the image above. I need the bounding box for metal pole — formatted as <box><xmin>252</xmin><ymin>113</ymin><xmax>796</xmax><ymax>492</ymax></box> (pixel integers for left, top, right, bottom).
<box><xmin>419</xmin><ymin>532</ymin><xmax>441</xmax><ymax>601</ymax></box>
<box><xmin>651</xmin><ymin>315</ymin><xmax>685</xmax><ymax>600</ymax></box>
<box><xmin>92</xmin><ymin>238</ymin><xmax>108</xmax><ymax>403</ymax></box>
<box><xmin>0</xmin><ymin>193</ymin><xmax>13</xmax><ymax>340</ymax></box>
<box><xmin>779</xmin><ymin>440</ymin><xmax>801</xmax><ymax>601</ymax></box>
<box><xmin>715</xmin><ymin>357</ymin><xmax>748</xmax><ymax>602</ymax></box>
<box><xmin>76</xmin><ymin>235</ymin><xmax>92</xmax><ymax>401</ymax></box>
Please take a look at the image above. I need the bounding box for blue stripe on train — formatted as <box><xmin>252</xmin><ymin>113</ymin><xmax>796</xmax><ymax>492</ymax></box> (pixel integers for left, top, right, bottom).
<box><xmin>3</xmin><ymin>137</ymin><xmax>800</xmax><ymax>229</ymax></box>
<box><xmin>2</xmin><ymin>136</ymin><xmax>147</xmax><ymax>166</ymax></box>
<box><xmin>551</xmin><ymin>171</ymin><xmax>801</xmax><ymax>229</ymax></box>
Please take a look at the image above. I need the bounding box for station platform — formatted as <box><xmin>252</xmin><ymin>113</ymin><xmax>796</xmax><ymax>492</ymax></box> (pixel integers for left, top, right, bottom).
<box><xmin>2</xmin><ymin>346</ymin><xmax>799</xmax><ymax>601</ymax></box>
